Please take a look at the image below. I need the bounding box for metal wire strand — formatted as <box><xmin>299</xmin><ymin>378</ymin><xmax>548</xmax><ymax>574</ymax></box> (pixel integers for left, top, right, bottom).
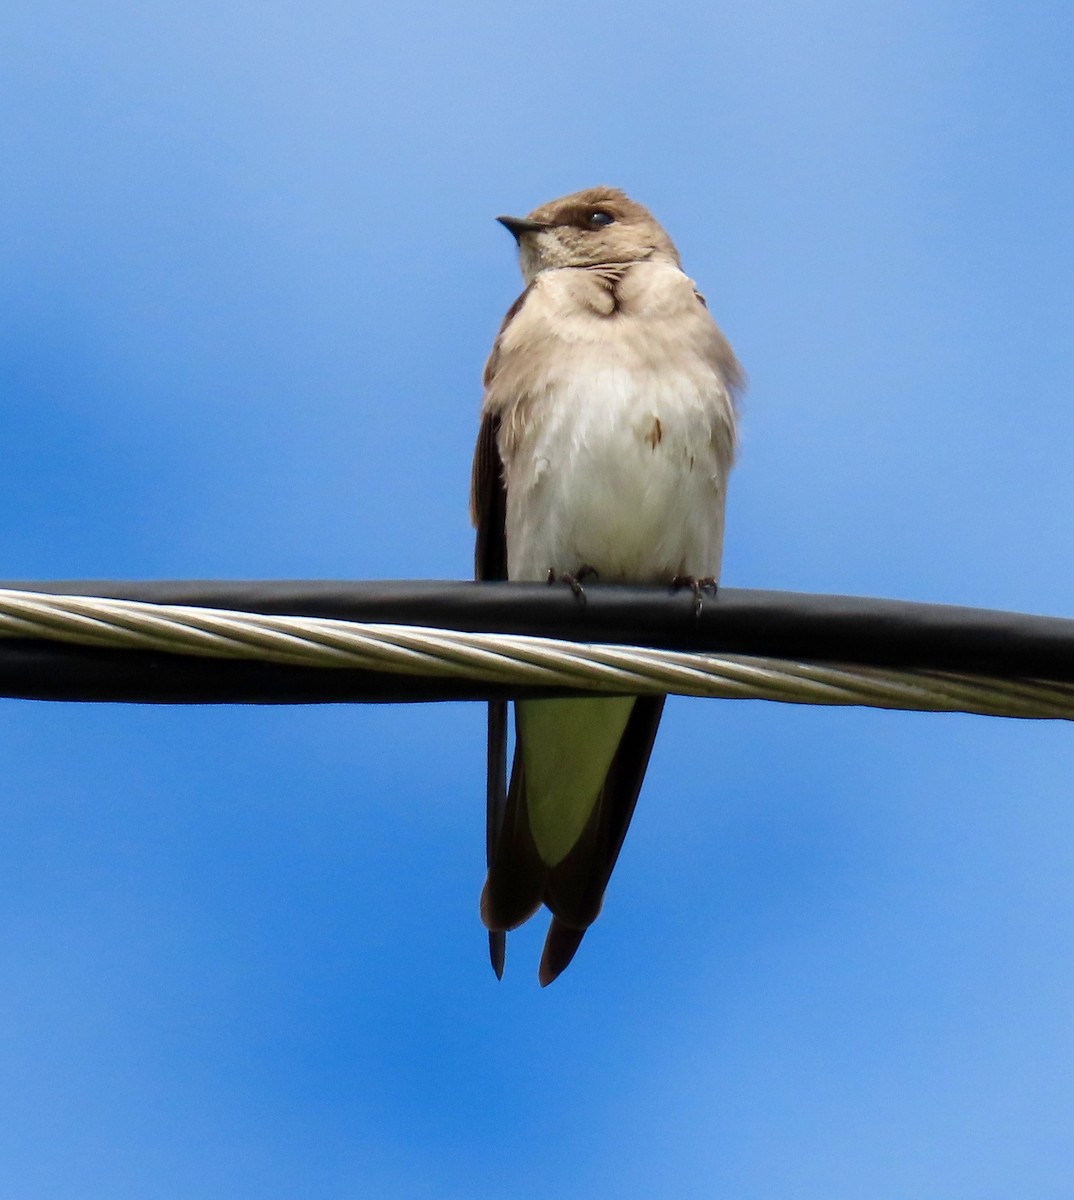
<box><xmin>0</xmin><ymin>587</ymin><xmax>1071</xmax><ymax>719</ymax></box>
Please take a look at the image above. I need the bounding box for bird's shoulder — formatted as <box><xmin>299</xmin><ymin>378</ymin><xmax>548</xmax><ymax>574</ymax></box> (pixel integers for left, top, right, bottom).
<box><xmin>482</xmin><ymin>285</ymin><xmax>534</xmax><ymax>390</ymax></box>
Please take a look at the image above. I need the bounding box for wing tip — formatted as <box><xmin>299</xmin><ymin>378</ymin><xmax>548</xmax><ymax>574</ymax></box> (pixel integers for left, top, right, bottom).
<box><xmin>538</xmin><ymin>919</ymin><xmax>586</xmax><ymax>987</ymax></box>
<box><xmin>488</xmin><ymin>931</ymin><xmax>506</xmax><ymax>980</ymax></box>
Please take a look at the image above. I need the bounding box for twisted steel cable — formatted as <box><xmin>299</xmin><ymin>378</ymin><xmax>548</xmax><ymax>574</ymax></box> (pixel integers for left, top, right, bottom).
<box><xmin>0</xmin><ymin>583</ymin><xmax>1071</xmax><ymax>719</ymax></box>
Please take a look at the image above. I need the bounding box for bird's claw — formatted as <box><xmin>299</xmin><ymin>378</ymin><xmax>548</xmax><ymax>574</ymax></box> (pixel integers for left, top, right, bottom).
<box><xmin>671</xmin><ymin>575</ymin><xmax>717</xmax><ymax>619</ymax></box>
<box><xmin>547</xmin><ymin>565</ymin><xmax>599</xmax><ymax>602</ymax></box>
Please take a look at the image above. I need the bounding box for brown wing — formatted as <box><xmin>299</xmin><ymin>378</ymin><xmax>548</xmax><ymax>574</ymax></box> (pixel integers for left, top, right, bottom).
<box><xmin>471</xmin><ymin>287</ymin><xmax>530</xmax><ymax>978</ymax></box>
<box><xmin>472</xmin><ymin>283</ymin><xmax>534</xmax><ymax>582</ymax></box>
<box><xmin>470</xmin><ymin>410</ymin><xmax>508</xmax><ymax>584</ymax></box>
<box><xmin>470</xmin><ymin>410</ymin><xmax>509</xmax><ymax>975</ymax></box>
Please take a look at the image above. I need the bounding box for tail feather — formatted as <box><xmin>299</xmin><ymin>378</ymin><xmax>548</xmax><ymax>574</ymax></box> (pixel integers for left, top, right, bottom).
<box><xmin>543</xmin><ymin>792</ymin><xmax>608</xmax><ymax>928</ymax></box>
<box><xmin>539</xmin><ymin>919</ymin><xmax>586</xmax><ymax>986</ymax></box>
<box><xmin>483</xmin><ymin>695</ymin><xmax>667</xmax><ymax>983</ymax></box>
<box><xmin>544</xmin><ymin>695</ymin><xmax>666</xmax><ymax>929</ymax></box>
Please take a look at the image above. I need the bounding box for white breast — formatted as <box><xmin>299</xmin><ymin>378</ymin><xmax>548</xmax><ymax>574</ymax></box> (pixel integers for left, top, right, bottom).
<box><xmin>493</xmin><ymin>262</ymin><xmax>737</xmax><ymax>584</ymax></box>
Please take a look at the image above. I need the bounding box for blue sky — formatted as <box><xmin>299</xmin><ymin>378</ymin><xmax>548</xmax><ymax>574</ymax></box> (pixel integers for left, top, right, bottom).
<box><xmin>2</xmin><ymin>2</ymin><xmax>1074</xmax><ymax>1196</ymax></box>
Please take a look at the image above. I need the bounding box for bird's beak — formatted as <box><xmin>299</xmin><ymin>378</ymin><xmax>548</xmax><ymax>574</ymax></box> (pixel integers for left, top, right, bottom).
<box><xmin>496</xmin><ymin>215</ymin><xmax>549</xmax><ymax>243</ymax></box>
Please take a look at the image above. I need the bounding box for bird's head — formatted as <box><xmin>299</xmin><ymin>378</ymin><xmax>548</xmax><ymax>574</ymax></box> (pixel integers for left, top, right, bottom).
<box><xmin>497</xmin><ymin>187</ymin><xmax>681</xmax><ymax>283</ymax></box>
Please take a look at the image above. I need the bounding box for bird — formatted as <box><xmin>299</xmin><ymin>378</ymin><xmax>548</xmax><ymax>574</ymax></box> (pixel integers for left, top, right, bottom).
<box><xmin>470</xmin><ymin>186</ymin><xmax>742</xmax><ymax>985</ymax></box>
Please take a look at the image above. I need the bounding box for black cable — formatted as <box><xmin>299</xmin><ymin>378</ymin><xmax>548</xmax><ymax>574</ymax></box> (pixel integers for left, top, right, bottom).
<box><xmin>0</xmin><ymin>580</ymin><xmax>1070</xmax><ymax>705</ymax></box>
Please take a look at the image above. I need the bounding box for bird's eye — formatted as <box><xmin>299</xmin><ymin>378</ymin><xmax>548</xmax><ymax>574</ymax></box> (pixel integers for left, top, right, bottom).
<box><xmin>587</xmin><ymin>210</ymin><xmax>615</xmax><ymax>229</ymax></box>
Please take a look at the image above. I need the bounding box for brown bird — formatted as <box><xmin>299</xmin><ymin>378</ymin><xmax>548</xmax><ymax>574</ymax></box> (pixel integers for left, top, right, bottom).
<box><xmin>471</xmin><ymin>187</ymin><xmax>742</xmax><ymax>984</ymax></box>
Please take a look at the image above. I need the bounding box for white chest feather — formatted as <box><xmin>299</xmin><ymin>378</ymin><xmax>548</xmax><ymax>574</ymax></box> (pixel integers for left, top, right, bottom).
<box><xmin>489</xmin><ymin>263</ymin><xmax>737</xmax><ymax>583</ymax></box>
<box><xmin>505</xmin><ymin>368</ymin><xmax>729</xmax><ymax>581</ymax></box>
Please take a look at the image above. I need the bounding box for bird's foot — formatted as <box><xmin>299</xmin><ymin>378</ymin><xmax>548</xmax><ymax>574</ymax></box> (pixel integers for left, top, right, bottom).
<box><xmin>671</xmin><ymin>575</ymin><xmax>718</xmax><ymax>619</ymax></box>
<box><xmin>547</xmin><ymin>564</ymin><xmax>599</xmax><ymax>602</ymax></box>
